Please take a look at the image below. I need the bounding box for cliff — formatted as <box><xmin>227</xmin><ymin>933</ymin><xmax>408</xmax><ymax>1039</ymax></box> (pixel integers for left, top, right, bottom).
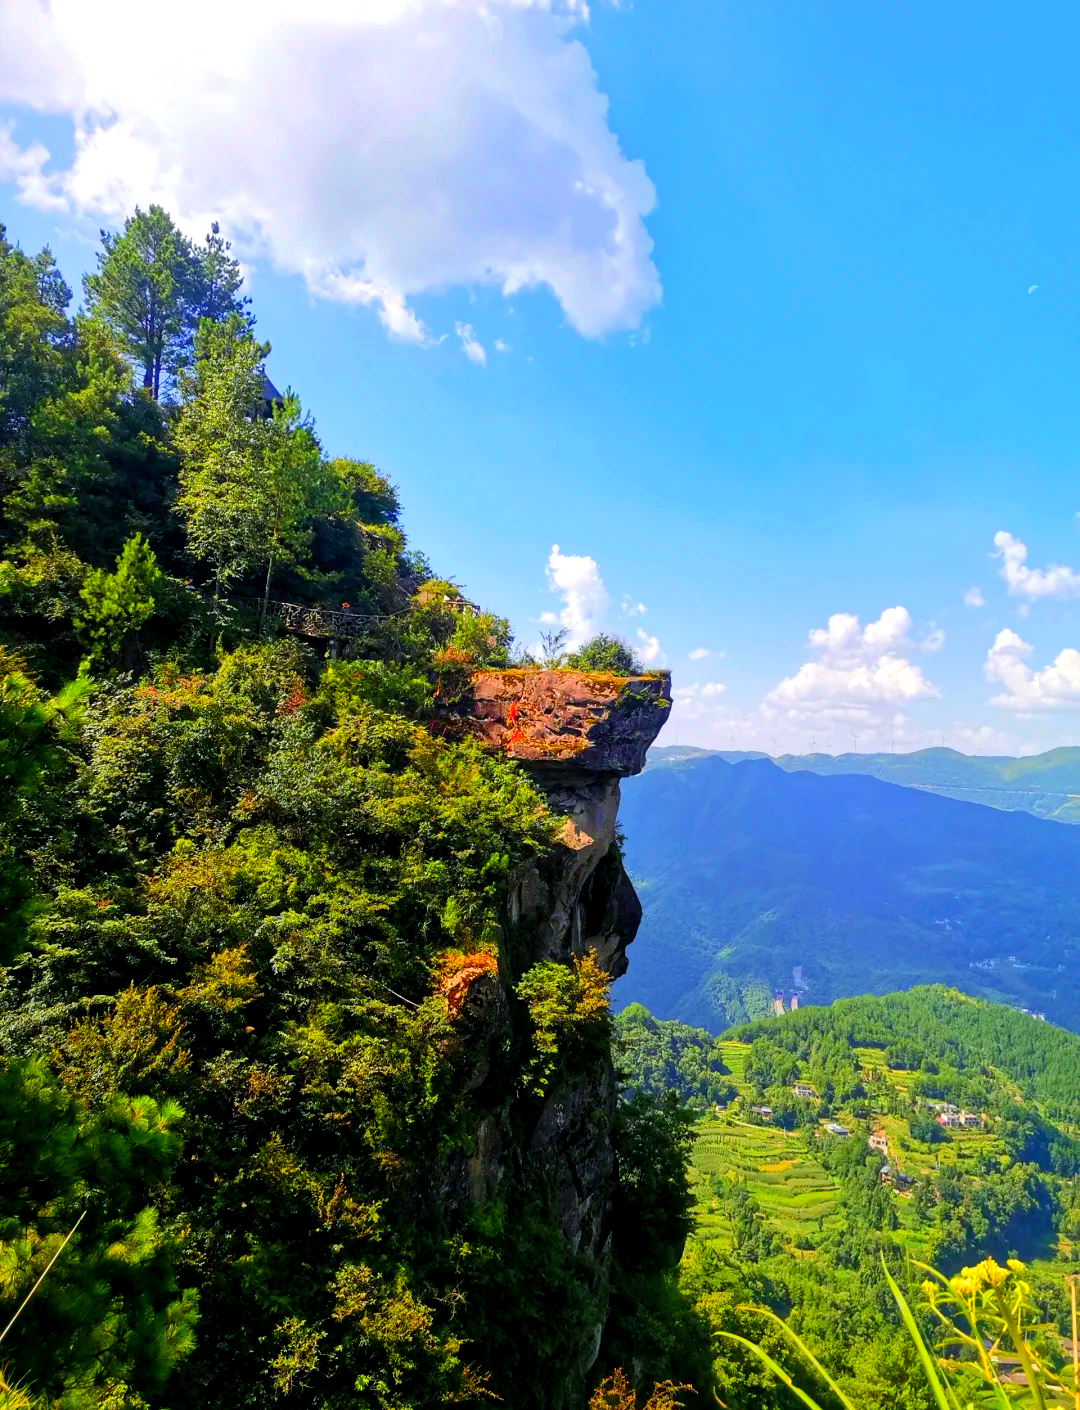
<box><xmin>450</xmin><ymin>669</ymin><xmax>672</xmax><ymax>1402</ymax></box>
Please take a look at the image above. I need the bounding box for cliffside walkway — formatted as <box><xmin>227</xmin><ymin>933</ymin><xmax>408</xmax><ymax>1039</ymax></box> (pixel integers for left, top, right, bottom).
<box><xmin>259</xmin><ymin>595</ymin><xmax>479</xmax><ymax>641</ymax></box>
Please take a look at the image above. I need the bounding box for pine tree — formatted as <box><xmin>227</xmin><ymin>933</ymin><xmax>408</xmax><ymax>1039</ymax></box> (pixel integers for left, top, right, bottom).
<box><xmin>75</xmin><ymin>532</ymin><xmax>162</xmax><ymax>668</ymax></box>
<box><xmin>83</xmin><ymin>208</ymin><xmax>248</xmax><ymax>400</ymax></box>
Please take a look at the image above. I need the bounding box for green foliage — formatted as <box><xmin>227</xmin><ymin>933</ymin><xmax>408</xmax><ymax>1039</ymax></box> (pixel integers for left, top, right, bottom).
<box><xmin>0</xmin><ymin>652</ymin><xmax>86</xmax><ymax>963</ymax></box>
<box><xmin>0</xmin><ymin>637</ymin><xmax>572</xmax><ymax>1405</ymax></box>
<box><xmin>908</xmin><ymin>1113</ymin><xmax>943</xmax><ymax>1143</ymax></box>
<box><xmin>599</xmin><ymin>1091</ymin><xmax>711</xmax><ymax>1400</ymax></box>
<box><xmin>83</xmin><ymin>206</ymin><xmax>247</xmax><ymax>399</ymax></box>
<box><xmin>733</xmin><ymin>987</ymin><xmax>1080</xmax><ymax>1123</ymax></box>
<box><xmin>566</xmin><ymin>634</ymin><xmax>644</xmax><ymax>675</ymax></box>
<box><xmin>0</xmin><ymin>1056</ymin><xmax>195</xmax><ymax>1407</ymax></box>
<box><xmin>614</xmin><ymin>1004</ymin><xmax>735</xmax><ymax>1110</ymax></box>
<box><xmin>0</xmin><ymin>206</ymin><xmax>694</xmax><ymax>1410</ymax></box>
<box><xmin>516</xmin><ymin>952</ymin><xmax>612</xmax><ymax>1094</ymax></box>
<box><xmin>175</xmin><ymin>317</ymin><xmax>342</xmax><ymax>606</ymax></box>
<box><xmin>76</xmin><ymin>533</ymin><xmax>162</xmax><ymax>667</ymax></box>
<box><xmin>618</xmin><ymin>990</ymin><xmax>1080</xmax><ymax>1407</ymax></box>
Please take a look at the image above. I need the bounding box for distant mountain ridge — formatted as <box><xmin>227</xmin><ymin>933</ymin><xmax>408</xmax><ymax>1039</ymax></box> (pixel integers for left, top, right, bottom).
<box><xmin>646</xmin><ymin>744</ymin><xmax>1080</xmax><ymax>823</ymax></box>
<box><xmin>615</xmin><ymin>753</ymin><xmax>1080</xmax><ymax>1032</ymax></box>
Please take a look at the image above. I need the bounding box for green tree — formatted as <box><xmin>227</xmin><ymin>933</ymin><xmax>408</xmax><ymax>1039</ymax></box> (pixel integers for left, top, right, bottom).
<box><xmin>0</xmin><ymin>651</ymin><xmax>86</xmax><ymax>962</ymax></box>
<box><xmin>0</xmin><ymin>1056</ymin><xmax>196</xmax><ymax>1407</ymax></box>
<box><xmin>566</xmin><ymin>633</ymin><xmax>644</xmax><ymax>674</ymax></box>
<box><xmin>176</xmin><ymin>319</ymin><xmax>341</xmax><ymax>611</ymax></box>
<box><xmin>84</xmin><ymin>207</ymin><xmax>247</xmax><ymax>400</ymax></box>
<box><xmin>75</xmin><ymin>532</ymin><xmax>162</xmax><ymax>668</ymax></box>
<box><xmin>0</xmin><ymin>227</ymin><xmax>71</xmax><ymax>516</ymax></box>
<box><xmin>194</xmin><ymin>222</ymin><xmax>251</xmax><ymax>327</ymax></box>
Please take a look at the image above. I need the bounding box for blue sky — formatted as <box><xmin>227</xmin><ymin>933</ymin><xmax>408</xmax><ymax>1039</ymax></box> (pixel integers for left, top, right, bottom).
<box><xmin>3</xmin><ymin>0</ymin><xmax>1080</xmax><ymax>755</ymax></box>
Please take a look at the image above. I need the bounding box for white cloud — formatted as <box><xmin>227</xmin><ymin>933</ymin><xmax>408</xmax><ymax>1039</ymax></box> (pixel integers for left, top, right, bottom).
<box><xmin>0</xmin><ymin>0</ymin><xmax>660</xmax><ymax>343</ymax></box>
<box><xmin>635</xmin><ymin>628</ymin><xmax>664</xmax><ymax>665</ymax></box>
<box><xmin>993</xmin><ymin>530</ymin><xmax>1080</xmax><ymax>601</ymax></box>
<box><xmin>985</xmin><ymin>628</ymin><xmax>1080</xmax><ymax>710</ymax></box>
<box><xmin>767</xmin><ymin>607</ymin><xmax>940</xmax><ymax>715</ymax></box>
<box><xmin>454</xmin><ymin>322</ymin><xmax>487</xmax><ymax>366</ymax></box>
<box><xmin>545</xmin><ymin>543</ymin><xmax>609</xmax><ymax>647</ymax></box>
<box><xmin>670</xmin><ymin>681</ymin><xmax>726</xmax><ymax>720</ymax></box>
<box><xmin>964</xmin><ymin>586</ymin><xmax>985</xmax><ymax>608</ymax></box>
<box><xmin>688</xmin><ymin>647</ymin><xmax>710</xmax><ymax>660</ymax></box>
<box><xmin>620</xmin><ymin>596</ymin><xmax>646</xmax><ymax>616</ymax></box>
<box><xmin>0</xmin><ymin>125</ymin><xmax>65</xmax><ymax>210</ymax></box>
<box><xmin>946</xmin><ymin>721</ymin><xmax>1036</xmax><ymax>755</ymax></box>
<box><xmin>494</xmin><ymin>338</ymin><xmax>511</xmax><ymax>354</ymax></box>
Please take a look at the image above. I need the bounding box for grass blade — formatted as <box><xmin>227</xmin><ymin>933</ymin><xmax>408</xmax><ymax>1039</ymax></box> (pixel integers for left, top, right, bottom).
<box><xmin>716</xmin><ymin>1332</ymin><xmax>831</xmax><ymax>1410</ymax></box>
<box><xmin>734</xmin><ymin>1305</ymin><xmax>857</xmax><ymax>1410</ymax></box>
<box><xmin>880</xmin><ymin>1258</ymin><xmax>963</xmax><ymax>1410</ymax></box>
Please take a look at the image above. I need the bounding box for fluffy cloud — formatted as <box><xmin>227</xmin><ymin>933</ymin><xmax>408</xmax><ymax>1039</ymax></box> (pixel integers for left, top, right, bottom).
<box><xmin>993</xmin><ymin>531</ymin><xmax>1080</xmax><ymax>601</ymax></box>
<box><xmin>766</xmin><ymin>607</ymin><xmax>941</xmax><ymax>715</ymax></box>
<box><xmin>945</xmin><ymin>721</ymin><xmax>1037</xmax><ymax>755</ymax></box>
<box><xmin>494</xmin><ymin>339</ymin><xmax>511</xmax><ymax>354</ymax></box>
<box><xmin>688</xmin><ymin>647</ymin><xmax>710</xmax><ymax>660</ymax></box>
<box><xmin>545</xmin><ymin>543</ymin><xmax>609</xmax><ymax>646</ymax></box>
<box><xmin>454</xmin><ymin>323</ymin><xmax>486</xmax><ymax>366</ymax></box>
<box><xmin>670</xmin><ymin>681</ymin><xmax>726</xmax><ymax>720</ymax></box>
<box><xmin>964</xmin><ymin>586</ymin><xmax>985</xmax><ymax>608</ymax></box>
<box><xmin>635</xmin><ymin>629</ymin><xmax>663</xmax><ymax>665</ymax></box>
<box><xmin>0</xmin><ymin>0</ymin><xmax>660</xmax><ymax>343</ymax></box>
<box><xmin>984</xmin><ymin>628</ymin><xmax>1080</xmax><ymax>709</ymax></box>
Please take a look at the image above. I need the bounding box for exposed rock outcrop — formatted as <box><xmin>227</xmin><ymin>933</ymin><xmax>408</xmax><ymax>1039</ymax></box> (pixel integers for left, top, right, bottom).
<box><xmin>450</xmin><ymin>669</ymin><xmax>671</xmax><ymax>1404</ymax></box>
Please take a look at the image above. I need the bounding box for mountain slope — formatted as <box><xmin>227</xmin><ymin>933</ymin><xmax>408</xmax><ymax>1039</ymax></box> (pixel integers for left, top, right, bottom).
<box><xmin>615</xmin><ymin>754</ymin><xmax>1080</xmax><ymax>1031</ymax></box>
<box><xmin>646</xmin><ymin>744</ymin><xmax>1080</xmax><ymax>823</ymax></box>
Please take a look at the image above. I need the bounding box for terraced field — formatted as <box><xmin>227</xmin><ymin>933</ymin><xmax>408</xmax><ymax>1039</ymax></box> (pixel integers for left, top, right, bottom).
<box><xmin>690</xmin><ymin>1117</ymin><xmax>842</xmax><ymax>1250</ymax></box>
<box><xmin>686</xmin><ymin>1045</ymin><xmax>1005</xmax><ymax>1257</ymax></box>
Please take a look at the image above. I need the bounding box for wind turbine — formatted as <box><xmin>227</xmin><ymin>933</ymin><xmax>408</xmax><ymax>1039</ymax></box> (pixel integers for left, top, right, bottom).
<box><xmin>850</xmin><ymin>730</ymin><xmax>859</xmax><ymax>753</ymax></box>
<box><xmin>891</xmin><ymin>737</ymin><xmax>896</xmax><ymax>754</ymax></box>
<box><xmin>811</xmin><ymin>733</ymin><xmax>817</xmax><ymax>753</ymax></box>
<box><xmin>772</xmin><ymin>736</ymin><xmax>779</xmax><ymax>757</ymax></box>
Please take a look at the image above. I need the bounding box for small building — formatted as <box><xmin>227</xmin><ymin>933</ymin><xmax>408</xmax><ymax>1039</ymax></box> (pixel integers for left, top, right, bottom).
<box><xmin>793</xmin><ymin>1082</ymin><xmax>816</xmax><ymax>1100</ymax></box>
<box><xmin>869</xmin><ymin>1132</ymin><xmax>888</xmax><ymax>1154</ymax></box>
<box><xmin>750</xmin><ymin>1104</ymin><xmax>773</xmax><ymax>1118</ymax></box>
<box><xmin>958</xmin><ymin>1111</ymin><xmax>983</xmax><ymax>1128</ymax></box>
<box><xmin>790</xmin><ymin>993</ymin><xmax>800</xmax><ymax>1010</ymax></box>
<box><xmin>880</xmin><ymin>1164</ymin><xmax>914</xmax><ymax>1191</ymax></box>
<box><xmin>824</xmin><ymin>1121</ymin><xmax>850</xmax><ymax>1137</ymax></box>
<box><xmin>772</xmin><ymin>991</ymin><xmax>785</xmax><ymax>1016</ymax></box>
<box><xmin>936</xmin><ymin>1111</ymin><xmax>964</xmax><ymax>1129</ymax></box>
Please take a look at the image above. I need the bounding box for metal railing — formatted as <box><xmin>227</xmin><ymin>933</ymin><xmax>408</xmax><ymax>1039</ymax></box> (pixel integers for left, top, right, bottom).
<box><xmin>257</xmin><ymin>594</ymin><xmax>479</xmax><ymax>640</ymax></box>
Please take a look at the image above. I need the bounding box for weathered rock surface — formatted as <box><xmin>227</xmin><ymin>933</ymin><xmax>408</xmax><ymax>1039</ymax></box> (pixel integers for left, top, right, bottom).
<box><xmin>449</xmin><ymin>670</ymin><xmax>670</xmax><ymax>1404</ymax></box>
<box><xmin>468</xmin><ymin>668</ymin><xmax>670</xmax><ymax>775</ymax></box>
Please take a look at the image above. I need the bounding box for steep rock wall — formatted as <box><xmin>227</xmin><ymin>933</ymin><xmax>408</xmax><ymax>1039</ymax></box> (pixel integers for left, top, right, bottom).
<box><xmin>454</xmin><ymin>670</ymin><xmax>671</xmax><ymax>1402</ymax></box>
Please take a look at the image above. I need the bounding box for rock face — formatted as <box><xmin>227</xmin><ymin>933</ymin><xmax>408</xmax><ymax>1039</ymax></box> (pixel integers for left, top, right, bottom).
<box><xmin>468</xmin><ymin>668</ymin><xmax>670</xmax><ymax>775</ymax></box>
<box><xmin>455</xmin><ymin>670</ymin><xmax>671</xmax><ymax>1404</ymax></box>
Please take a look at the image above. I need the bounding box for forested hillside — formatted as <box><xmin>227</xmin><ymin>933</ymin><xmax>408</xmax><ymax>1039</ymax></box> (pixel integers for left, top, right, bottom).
<box><xmin>615</xmin><ymin>988</ymin><xmax>1080</xmax><ymax>1409</ymax></box>
<box><xmin>616</xmin><ymin>752</ymin><xmax>1080</xmax><ymax>1029</ymax></box>
<box><xmin>648</xmin><ymin>744</ymin><xmax>1080</xmax><ymax>823</ymax></box>
<box><xmin>0</xmin><ymin>210</ymin><xmax>693</xmax><ymax>1409</ymax></box>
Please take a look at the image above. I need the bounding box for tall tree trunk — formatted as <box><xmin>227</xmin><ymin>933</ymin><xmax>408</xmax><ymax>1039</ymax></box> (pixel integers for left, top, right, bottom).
<box><xmin>261</xmin><ymin>555</ymin><xmax>275</xmax><ymax>630</ymax></box>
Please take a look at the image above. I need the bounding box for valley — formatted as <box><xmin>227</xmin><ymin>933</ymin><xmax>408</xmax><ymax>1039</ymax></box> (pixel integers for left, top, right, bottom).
<box><xmin>616</xmin><ymin>753</ymin><xmax>1080</xmax><ymax>1029</ymax></box>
